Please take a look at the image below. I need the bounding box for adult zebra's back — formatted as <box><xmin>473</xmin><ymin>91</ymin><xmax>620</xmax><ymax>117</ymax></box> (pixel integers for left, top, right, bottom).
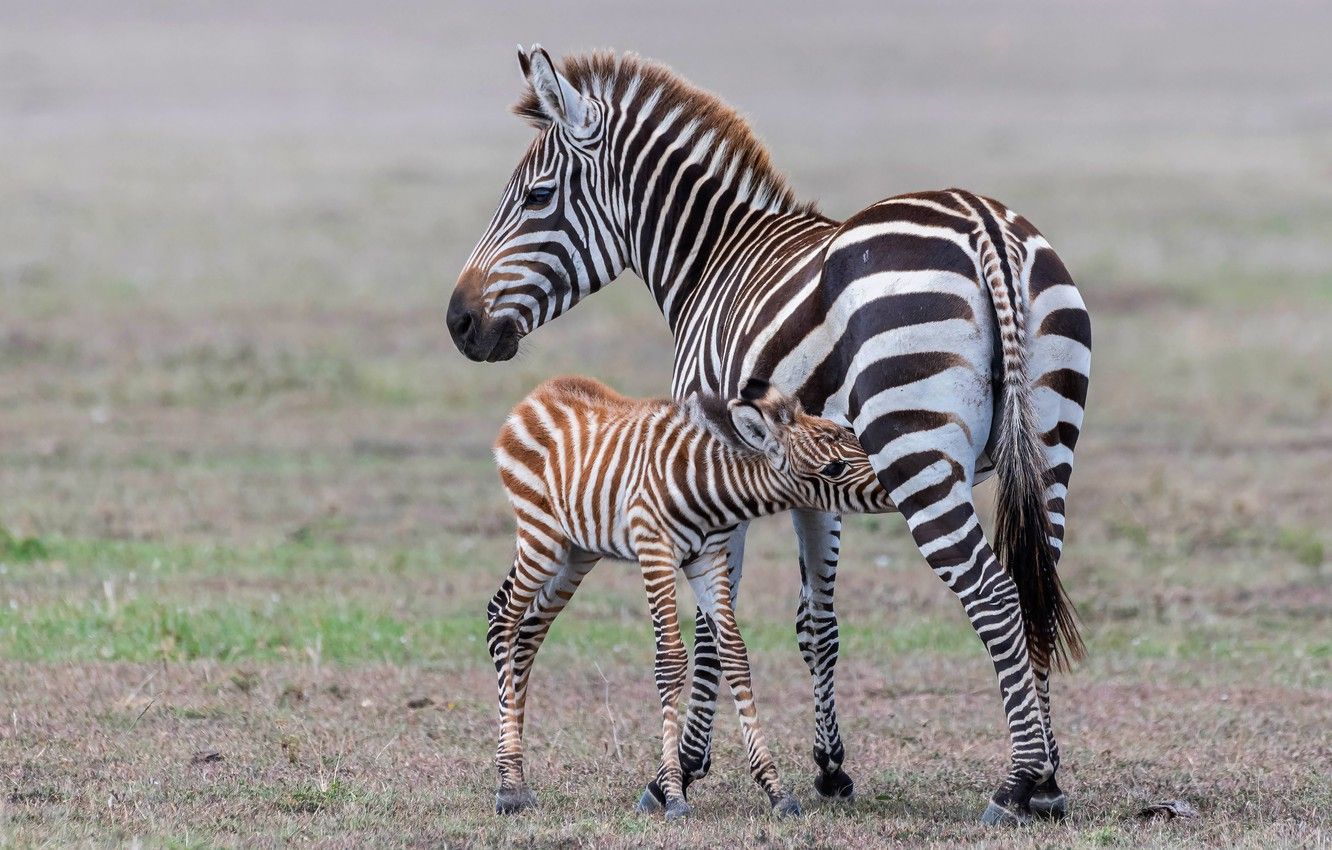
<box><xmin>448</xmin><ymin>46</ymin><xmax>1091</xmax><ymax>824</ymax></box>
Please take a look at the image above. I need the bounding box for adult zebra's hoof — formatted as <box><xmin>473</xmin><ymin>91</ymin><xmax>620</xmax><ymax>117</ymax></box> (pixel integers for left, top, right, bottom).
<box><xmin>980</xmin><ymin>799</ymin><xmax>1032</xmax><ymax>826</ymax></box>
<box><xmin>635</xmin><ymin>782</ymin><xmax>666</xmax><ymax>814</ymax></box>
<box><xmin>772</xmin><ymin>793</ymin><xmax>803</xmax><ymax>818</ymax></box>
<box><xmin>495</xmin><ymin>787</ymin><xmax>538</xmax><ymax>815</ymax></box>
<box><xmin>1029</xmin><ymin>790</ymin><xmax>1068</xmax><ymax>820</ymax></box>
<box><xmin>664</xmin><ymin>797</ymin><xmax>692</xmax><ymax>821</ymax></box>
<box><xmin>813</xmin><ymin>768</ymin><xmax>855</xmax><ymax>800</ymax></box>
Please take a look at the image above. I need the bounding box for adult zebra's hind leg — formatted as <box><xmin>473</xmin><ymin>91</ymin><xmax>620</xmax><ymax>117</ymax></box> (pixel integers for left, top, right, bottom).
<box><xmin>874</xmin><ymin>449</ymin><xmax>1054</xmax><ymax>825</ymax></box>
<box><xmin>791</xmin><ymin>509</ymin><xmax>855</xmax><ymax>800</ymax></box>
<box><xmin>1024</xmin><ymin>266</ymin><xmax>1090</xmax><ymax>820</ymax></box>
<box><xmin>1026</xmin><ymin>423</ymin><xmax>1083</xmax><ymax>820</ymax></box>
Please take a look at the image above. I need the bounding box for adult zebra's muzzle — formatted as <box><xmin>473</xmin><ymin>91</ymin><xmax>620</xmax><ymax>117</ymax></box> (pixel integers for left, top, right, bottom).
<box><xmin>447</xmin><ymin>283</ymin><xmax>521</xmax><ymax>363</ymax></box>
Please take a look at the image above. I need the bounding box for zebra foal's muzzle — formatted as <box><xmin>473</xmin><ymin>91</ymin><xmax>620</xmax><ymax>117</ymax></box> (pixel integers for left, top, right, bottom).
<box><xmin>447</xmin><ymin>274</ymin><xmax>521</xmax><ymax>363</ymax></box>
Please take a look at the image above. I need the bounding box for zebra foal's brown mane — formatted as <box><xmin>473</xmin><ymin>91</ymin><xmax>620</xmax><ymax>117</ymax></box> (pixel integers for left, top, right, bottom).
<box><xmin>513</xmin><ymin>50</ymin><xmax>818</xmax><ymax>216</ymax></box>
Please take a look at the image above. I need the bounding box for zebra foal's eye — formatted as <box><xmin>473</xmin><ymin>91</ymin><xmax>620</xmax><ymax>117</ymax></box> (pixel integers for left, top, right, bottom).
<box><xmin>523</xmin><ymin>186</ymin><xmax>555</xmax><ymax>208</ymax></box>
<box><xmin>819</xmin><ymin>460</ymin><xmax>848</xmax><ymax>478</ymax></box>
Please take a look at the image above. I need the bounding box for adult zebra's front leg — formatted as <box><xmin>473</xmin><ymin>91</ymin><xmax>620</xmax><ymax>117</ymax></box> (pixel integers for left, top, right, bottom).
<box><xmin>791</xmin><ymin>509</ymin><xmax>855</xmax><ymax>799</ymax></box>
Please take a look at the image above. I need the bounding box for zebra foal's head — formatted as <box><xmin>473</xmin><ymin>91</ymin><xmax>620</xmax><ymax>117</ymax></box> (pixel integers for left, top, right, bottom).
<box><xmin>725</xmin><ymin>379</ymin><xmax>896</xmax><ymax>516</ymax></box>
<box><xmin>448</xmin><ymin>45</ymin><xmax>623</xmax><ymax>362</ymax></box>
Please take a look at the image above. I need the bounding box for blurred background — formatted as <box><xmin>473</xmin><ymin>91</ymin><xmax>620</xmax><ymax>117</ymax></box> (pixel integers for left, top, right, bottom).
<box><xmin>1</xmin><ymin>2</ymin><xmax>1328</xmax><ymax>845</ymax></box>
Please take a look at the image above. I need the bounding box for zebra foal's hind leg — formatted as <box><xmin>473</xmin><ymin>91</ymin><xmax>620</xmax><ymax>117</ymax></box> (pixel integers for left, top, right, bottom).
<box><xmin>509</xmin><ymin>550</ymin><xmax>600</xmax><ymax>754</ymax></box>
<box><xmin>486</xmin><ymin>538</ymin><xmax>571</xmax><ymax>814</ymax></box>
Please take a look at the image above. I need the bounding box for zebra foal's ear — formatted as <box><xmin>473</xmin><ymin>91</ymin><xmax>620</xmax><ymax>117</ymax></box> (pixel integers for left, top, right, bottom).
<box><xmin>520</xmin><ymin>44</ymin><xmax>594</xmax><ymax>133</ymax></box>
<box><xmin>727</xmin><ymin>396</ymin><xmax>788</xmax><ymax>468</ymax></box>
<box><xmin>737</xmin><ymin>376</ymin><xmax>800</xmax><ymax>425</ymax></box>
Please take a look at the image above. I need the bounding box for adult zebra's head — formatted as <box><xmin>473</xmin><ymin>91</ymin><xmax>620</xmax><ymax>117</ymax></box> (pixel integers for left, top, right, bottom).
<box><xmin>448</xmin><ymin>45</ymin><xmax>623</xmax><ymax>362</ymax></box>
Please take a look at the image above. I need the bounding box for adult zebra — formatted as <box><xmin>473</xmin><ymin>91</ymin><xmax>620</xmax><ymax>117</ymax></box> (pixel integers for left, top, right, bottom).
<box><xmin>449</xmin><ymin>46</ymin><xmax>1090</xmax><ymax>825</ymax></box>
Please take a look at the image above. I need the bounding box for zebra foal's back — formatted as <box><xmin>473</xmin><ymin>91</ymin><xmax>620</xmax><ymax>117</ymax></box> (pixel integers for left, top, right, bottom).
<box><xmin>493</xmin><ymin>375</ymin><xmax>665</xmax><ymax>560</ymax></box>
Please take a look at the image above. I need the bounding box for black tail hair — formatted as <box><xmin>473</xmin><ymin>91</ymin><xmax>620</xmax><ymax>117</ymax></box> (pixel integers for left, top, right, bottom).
<box><xmin>992</xmin><ymin>430</ymin><xmax>1085</xmax><ymax>671</ymax></box>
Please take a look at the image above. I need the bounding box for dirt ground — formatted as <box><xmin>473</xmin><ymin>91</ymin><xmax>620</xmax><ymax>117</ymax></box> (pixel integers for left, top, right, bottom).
<box><xmin>1</xmin><ymin>1</ymin><xmax>1329</xmax><ymax>847</ymax></box>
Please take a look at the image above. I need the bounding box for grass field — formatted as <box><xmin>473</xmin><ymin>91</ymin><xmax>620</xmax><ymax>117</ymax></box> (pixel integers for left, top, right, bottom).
<box><xmin>2</xmin><ymin>1</ymin><xmax>1330</xmax><ymax>847</ymax></box>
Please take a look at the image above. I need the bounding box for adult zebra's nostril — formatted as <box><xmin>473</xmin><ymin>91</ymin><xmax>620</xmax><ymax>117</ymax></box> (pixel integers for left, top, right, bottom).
<box><xmin>446</xmin><ymin>296</ymin><xmax>480</xmax><ymax>350</ymax></box>
<box><xmin>454</xmin><ymin>310</ymin><xmax>474</xmax><ymax>336</ymax></box>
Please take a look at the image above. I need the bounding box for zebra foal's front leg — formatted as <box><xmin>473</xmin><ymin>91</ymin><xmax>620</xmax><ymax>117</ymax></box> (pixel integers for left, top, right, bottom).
<box><xmin>637</xmin><ymin>522</ymin><xmax>749</xmax><ymax>814</ymax></box>
<box><xmin>684</xmin><ymin>551</ymin><xmax>802</xmax><ymax>817</ymax></box>
<box><xmin>639</xmin><ymin>551</ymin><xmax>693</xmax><ymax>820</ymax></box>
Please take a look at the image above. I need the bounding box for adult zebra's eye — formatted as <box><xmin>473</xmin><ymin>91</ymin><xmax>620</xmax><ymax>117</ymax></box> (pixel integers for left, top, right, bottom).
<box><xmin>523</xmin><ymin>186</ymin><xmax>555</xmax><ymax>208</ymax></box>
<box><xmin>819</xmin><ymin>460</ymin><xmax>848</xmax><ymax>478</ymax></box>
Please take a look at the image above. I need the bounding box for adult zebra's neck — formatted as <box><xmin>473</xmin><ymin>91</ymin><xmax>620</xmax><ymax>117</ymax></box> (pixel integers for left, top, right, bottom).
<box><xmin>621</xmin><ymin>178</ymin><xmax>830</xmax><ymax>336</ymax></box>
<box><xmin>598</xmin><ymin>82</ymin><xmax>831</xmax><ymax>336</ymax></box>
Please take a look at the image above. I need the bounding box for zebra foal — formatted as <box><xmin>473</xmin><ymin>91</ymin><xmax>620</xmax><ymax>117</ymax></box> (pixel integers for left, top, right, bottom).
<box><xmin>487</xmin><ymin>376</ymin><xmax>893</xmax><ymax>818</ymax></box>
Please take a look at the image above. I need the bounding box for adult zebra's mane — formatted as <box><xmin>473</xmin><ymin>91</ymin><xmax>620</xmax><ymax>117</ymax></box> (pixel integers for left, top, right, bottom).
<box><xmin>513</xmin><ymin>50</ymin><xmax>818</xmax><ymax>216</ymax></box>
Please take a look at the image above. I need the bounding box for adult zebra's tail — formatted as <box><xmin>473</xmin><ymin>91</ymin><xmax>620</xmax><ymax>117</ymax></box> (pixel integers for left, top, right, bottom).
<box><xmin>963</xmin><ymin>192</ymin><xmax>1085</xmax><ymax>672</ymax></box>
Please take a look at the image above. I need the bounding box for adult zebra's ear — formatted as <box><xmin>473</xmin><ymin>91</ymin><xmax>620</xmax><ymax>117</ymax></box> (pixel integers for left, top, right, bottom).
<box><xmin>520</xmin><ymin>45</ymin><xmax>595</xmax><ymax>134</ymax></box>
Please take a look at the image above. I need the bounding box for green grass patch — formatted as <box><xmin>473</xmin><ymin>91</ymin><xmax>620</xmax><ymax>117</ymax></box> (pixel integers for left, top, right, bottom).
<box><xmin>0</xmin><ymin>526</ymin><xmax>50</xmax><ymax>562</ymax></box>
<box><xmin>0</xmin><ymin>597</ymin><xmax>475</xmax><ymax>664</ymax></box>
<box><xmin>0</xmin><ymin>535</ymin><xmax>491</xmax><ymax>581</ymax></box>
<box><xmin>0</xmin><ymin>591</ymin><xmax>985</xmax><ymax>666</ymax></box>
<box><xmin>274</xmin><ymin>780</ymin><xmax>354</xmax><ymax>814</ymax></box>
<box><xmin>1275</xmin><ymin>526</ymin><xmax>1325</xmax><ymax>570</ymax></box>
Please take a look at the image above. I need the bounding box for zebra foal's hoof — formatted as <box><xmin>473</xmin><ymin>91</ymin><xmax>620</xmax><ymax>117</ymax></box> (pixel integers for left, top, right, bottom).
<box><xmin>1029</xmin><ymin>789</ymin><xmax>1068</xmax><ymax>820</ymax></box>
<box><xmin>771</xmin><ymin>793</ymin><xmax>803</xmax><ymax>818</ymax></box>
<box><xmin>495</xmin><ymin>787</ymin><xmax>538</xmax><ymax>815</ymax></box>
<box><xmin>979</xmin><ymin>799</ymin><xmax>1032</xmax><ymax>826</ymax></box>
<box><xmin>664</xmin><ymin>796</ymin><xmax>692</xmax><ymax>820</ymax></box>
<box><xmin>813</xmin><ymin>767</ymin><xmax>855</xmax><ymax>800</ymax></box>
<box><xmin>635</xmin><ymin>782</ymin><xmax>666</xmax><ymax>813</ymax></box>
